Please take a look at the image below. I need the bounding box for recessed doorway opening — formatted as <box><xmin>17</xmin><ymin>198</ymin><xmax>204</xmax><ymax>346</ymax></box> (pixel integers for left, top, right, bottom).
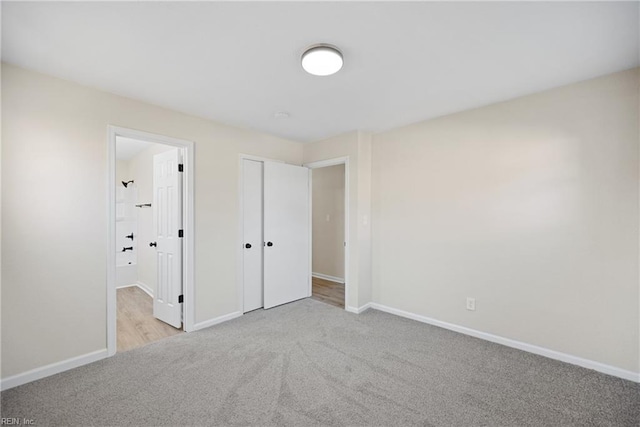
<box><xmin>305</xmin><ymin>157</ymin><xmax>349</xmax><ymax>310</ymax></box>
<box><xmin>107</xmin><ymin>126</ymin><xmax>195</xmax><ymax>356</ymax></box>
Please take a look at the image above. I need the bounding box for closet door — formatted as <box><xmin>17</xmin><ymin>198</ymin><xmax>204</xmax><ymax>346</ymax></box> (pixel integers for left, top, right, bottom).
<box><xmin>242</xmin><ymin>160</ymin><xmax>264</xmax><ymax>312</ymax></box>
<box><xmin>263</xmin><ymin>162</ymin><xmax>310</xmax><ymax>309</ymax></box>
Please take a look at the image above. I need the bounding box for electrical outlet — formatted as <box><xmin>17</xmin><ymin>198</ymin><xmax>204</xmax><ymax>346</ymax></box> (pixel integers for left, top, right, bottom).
<box><xmin>466</xmin><ymin>297</ymin><xmax>476</xmax><ymax>311</ymax></box>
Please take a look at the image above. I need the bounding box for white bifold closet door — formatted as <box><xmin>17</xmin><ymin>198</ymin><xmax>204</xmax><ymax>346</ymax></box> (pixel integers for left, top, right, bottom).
<box><xmin>263</xmin><ymin>161</ymin><xmax>310</xmax><ymax>309</ymax></box>
<box><xmin>242</xmin><ymin>160</ymin><xmax>264</xmax><ymax>313</ymax></box>
<box><xmin>152</xmin><ymin>148</ymin><xmax>183</xmax><ymax>328</ymax></box>
<box><xmin>242</xmin><ymin>160</ymin><xmax>310</xmax><ymax>312</ymax></box>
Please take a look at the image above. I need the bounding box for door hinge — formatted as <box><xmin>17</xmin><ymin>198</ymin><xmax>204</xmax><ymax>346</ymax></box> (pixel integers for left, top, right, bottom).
<box><xmin>178</xmin><ymin>229</ymin><xmax>184</xmax><ymax>238</ymax></box>
<box><xmin>178</xmin><ymin>295</ymin><xmax>184</xmax><ymax>303</ymax></box>
<box><xmin>178</xmin><ymin>164</ymin><xmax>184</xmax><ymax>172</ymax></box>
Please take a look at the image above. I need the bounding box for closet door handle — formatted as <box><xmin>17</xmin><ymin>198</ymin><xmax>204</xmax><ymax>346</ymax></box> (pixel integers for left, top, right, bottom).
<box><xmin>266</xmin><ymin>241</ymin><xmax>273</xmax><ymax>247</ymax></box>
<box><xmin>149</xmin><ymin>242</ymin><xmax>157</xmax><ymax>247</ymax></box>
<box><xmin>245</xmin><ymin>243</ymin><xmax>252</xmax><ymax>249</ymax></box>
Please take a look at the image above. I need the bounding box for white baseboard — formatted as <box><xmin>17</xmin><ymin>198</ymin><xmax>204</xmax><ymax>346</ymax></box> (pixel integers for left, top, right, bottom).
<box><xmin>135</xmin><ymin>281</ymin><xmax>153</xmax><ymax>298</ymax></box>
<box><xmin>367</xmin><ymin>303</ymin><xmax>640</xmax><ymax>383</ymax></box>
<box><xmin>346</xmin><ymin>303</ymin><xmax>372</xmax><ymax>314</ymax></box>
<box><xmin>312</xmin><ymin>272</ymin><xmax>344</xmax><ymax>284</ymax></box>
<box><xmin>116</xmin><ymin>282</ymin><xmax>153</xmax><ymax>298</ymax></box>
<box><xmin>0</xmin><ymin>349</ymin><xmax>108</xmax><ymax>391</ymax></box>
<box><xmin>193</xmin><ymin>311</ymin><xmax>243</xmax><ymax>331</ymax></box>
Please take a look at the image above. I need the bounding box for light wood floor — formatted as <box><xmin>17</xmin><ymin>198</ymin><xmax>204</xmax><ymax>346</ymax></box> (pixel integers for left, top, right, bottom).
<box><xmin>311</xmin><ymin>276</ymin><xmax>345</xmax><ymax>308</ymax></box>
<box><xmin>117</xmin><ymin>286</ymin><xmax>182</xmax><ymax>352</ymax></box>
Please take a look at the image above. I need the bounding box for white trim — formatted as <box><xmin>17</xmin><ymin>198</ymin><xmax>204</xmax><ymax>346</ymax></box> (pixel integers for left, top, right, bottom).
<box><xmin>107</xmin><ymin>127</ymin><xmax>117</xmax><ymax>357</ymax></box>
<box><xmin>346</xmin><ymin>303</ymin><xmax>372</xmax><ymax>314</ymax></box>
<box><xmin>115</xmin><ymin>282</ymin><xmax>153</xmax><ymax>298</ymax></box>
<box><xmin>308</xmin><ymin>169</ymin><xmax>313</xmax><ymax>297</ymax></box>
<box><xmin>368</xmin><ymin>303</ymin><xmax>640</xmax><ymax>383</ymax></box>
<box><xmin>108</xmin><ymin>125</ymin><xmax>196</xmax><ymax>358</ymax></box>
<box><xmin>238</xmin><ymin>153</ymin><xmax>285</xmax><ymax>164</ymax></box>
<box><xmin>193</xmin><ymin>311</ymin><xmax>243</xmax><ymax>331</ymax></box>
<box><xmin>304</xmin><ymin>157</ymin><xmax>350</xmax><ymax>311</ymax></box>
<box><xmin>135</xmin><ymin>281</ymin><xmax>154</xmax><ymax>298</ymax></box>
<box><xmin>237</xmin><ymin>157</ymin><xmax>245</xmax><ymax>313</ymax></box>
<box><xmin>312</xmin><ymin>272</ymin><xmax>345</xmax><ymax>284</ymax></box>
<box><xmin>304</xmin><ymin>157</ymin><xmax>349</xmax><ymax>169</ymax></box>
<box><xmin>183</xmin><ymin>138</ymin><xmax>196</xmax><ymax>334</ymax></box>
<box><xmin>0</xmin><ymin>349</ymin><xmax>108</xmax><ymax>391</ymax></box>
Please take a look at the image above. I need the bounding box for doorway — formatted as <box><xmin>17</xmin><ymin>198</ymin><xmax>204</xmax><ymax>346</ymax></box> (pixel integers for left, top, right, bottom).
<box><xmin>308</xmin><ymin>162</ymin><xmax>346</xmax><ymax>309</ymax></box>
<box><xmin>107</xmin><ymin>126</ymin><xmax>195</xmax><ymax>356</ymax></box>
<box><xmin>304</xmin><ymin>157</ymin><xmax>350</xmax><ymax>310</ymax></box>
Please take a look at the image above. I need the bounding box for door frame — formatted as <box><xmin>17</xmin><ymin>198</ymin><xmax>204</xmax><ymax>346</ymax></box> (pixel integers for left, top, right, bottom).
<box><xmin>303</xmin><ymin>157</ymin><xmax>350</xmax><ymax>310</ymax></box>
<box><xmin>107</xmin><ymin>125</ymin><xmax>195</xmax><ymax>356</ymax></box>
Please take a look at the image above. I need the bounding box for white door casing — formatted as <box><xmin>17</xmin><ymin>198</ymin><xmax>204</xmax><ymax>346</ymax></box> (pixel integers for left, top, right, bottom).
<box><xmin>242</xmin><ymin>159</ymin><xmax>264</xmax><ymax>312</ymax></box>
<box><xmin>304</xmin><ymin>156</ymin><xmax>350</xmax><ymax>311</ymax></box>
<box><xmin>152</xmin><ymin>148</ymin><xmax>183</xmax><ymax>328</ymax></box>
<box><xmin>263</xmin><ymin>162</ymin><xmax>310</xmax><ymax>309</ymax></box>
<box><xmin>108</xmin><ymin>125</ymin><xmax>194</xmax><ymax>356</ymax></box>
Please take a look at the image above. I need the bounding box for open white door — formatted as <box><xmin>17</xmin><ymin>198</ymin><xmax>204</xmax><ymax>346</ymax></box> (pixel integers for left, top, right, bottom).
<box><xmin>263</xmin><ymin>162</ymin><xmax>310</xmax><ymax>309</ymax></box>
<box><xmin>152</xmin><ymin>148</ymin><xmax>183</xmax><ymax>328</ymax></box>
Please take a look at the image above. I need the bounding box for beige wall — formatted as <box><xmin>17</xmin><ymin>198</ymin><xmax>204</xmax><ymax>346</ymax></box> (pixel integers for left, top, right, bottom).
<box><xmin>372</xmin><ymin>68</ymin><xmax>640</xmax><ymax>373</ymax></box>
<box><xmin>312</xmin><ymin>164</ymin><xmax>345</xmax><ymax>279</ymax></box>
<box><xmin>303</xmin><ymin>131</ymin><xmax>373</xmax><ymax>309</ymax></box>
<box><xmin>2</xmin><ymin>60</ymin><xmax>638</xmax><ymax>383</ymax></box>
<box><xmin>1</xmin><ymin>63</ymin><xmax>303</xmax><ymax>378</ymax></box>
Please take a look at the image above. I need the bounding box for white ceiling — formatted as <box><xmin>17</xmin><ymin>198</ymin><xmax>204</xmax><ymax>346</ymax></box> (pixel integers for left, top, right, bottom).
<box><xmin>116</xmin><ymin>136</ymin><xmax>153</xmax><ymax>161</ymax></box>
<box><xmin>2</xmin><ymin>1</ymin><xmax>638</xmax><ymax>142</ymax></box>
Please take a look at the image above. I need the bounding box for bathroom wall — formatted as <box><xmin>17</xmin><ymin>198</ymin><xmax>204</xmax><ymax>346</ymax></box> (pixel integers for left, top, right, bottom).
<box><xmin>115</xmin><ymin>158</ymin><xmax>137</xmax><ymax>287</ymax></box>
<box><xmin>115</xmin><ymin>160</ymin><xmax>129</xmax><ymax>185</ymax></box>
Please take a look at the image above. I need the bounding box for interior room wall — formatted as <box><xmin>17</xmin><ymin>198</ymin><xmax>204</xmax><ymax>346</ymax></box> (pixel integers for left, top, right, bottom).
<box><xmin>312</xmin><ymin>164</ymin><xmax>345</xmax><ymax>280</ymax></box>
<box><xmin>126</xmin><ymin>143</ymin><xmax>175</xmax><ymax>296</ymax></box>
<box><xmin>371</xmin><ymin>68</ymin><xmax>640</xmax><ymax>374</ymax></box>
<box><xmin>1</xmin><ymin>63</ymin><xmax>303</xmax><ymax>379</ymax></box>
<box><xmin>303</xmin><ymin>131</ymin><xmax>373</xmax><ymax>310</ymax></box>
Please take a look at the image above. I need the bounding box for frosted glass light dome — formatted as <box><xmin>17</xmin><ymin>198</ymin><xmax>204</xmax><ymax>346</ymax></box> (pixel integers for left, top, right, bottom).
<box><xmin>301</xmin><ymin>44</ymin><xmax>343</xmax><ymax>76</ymax></box>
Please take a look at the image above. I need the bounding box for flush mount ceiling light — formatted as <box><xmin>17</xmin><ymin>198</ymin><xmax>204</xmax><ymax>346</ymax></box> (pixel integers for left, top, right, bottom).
<box><xmin>301</xmin><ymin>44</ymin><xmax>343</xmax><ymax>76</ymax></box>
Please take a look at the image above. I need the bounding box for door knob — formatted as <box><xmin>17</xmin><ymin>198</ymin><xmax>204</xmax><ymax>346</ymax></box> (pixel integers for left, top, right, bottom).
<box><xmin>266</xmin><ymin>241</ymin><xmax>273</xmax><ymax>247</ymax></box>
<box><xmin>149</xmin><ymin>242</ymin><xmax>157</xmax><ymax>247</ymax></box>
<box><xmin>245</xmin><ymin>243</ymin><xmax>252</xmax><ymax>249</ymax></box>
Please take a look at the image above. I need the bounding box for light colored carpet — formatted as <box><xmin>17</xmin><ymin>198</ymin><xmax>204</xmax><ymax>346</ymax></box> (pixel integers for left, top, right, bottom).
<box><xmin>1</xmin><ymin>298</ymin><xmax>638</xmax><ymax>426</ymax></box>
